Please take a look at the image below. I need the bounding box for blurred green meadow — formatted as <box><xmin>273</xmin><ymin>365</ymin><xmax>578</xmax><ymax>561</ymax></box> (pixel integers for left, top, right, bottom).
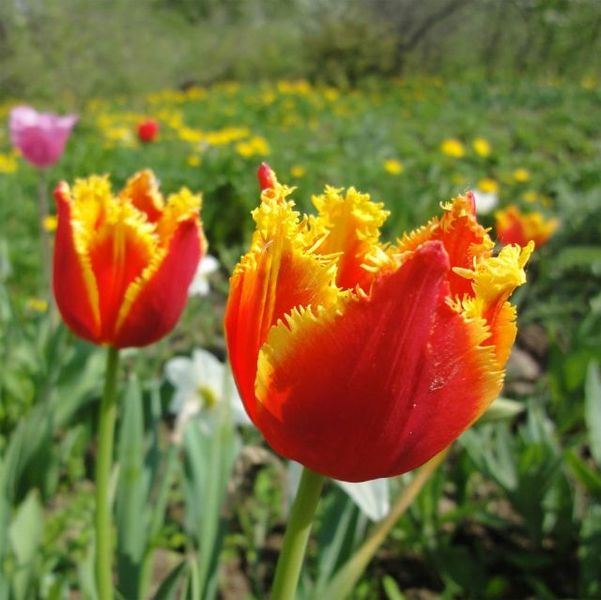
<box><xmin>1</xmin><ymin>0</ymin><xmax>601</xmax><ymax>598</ymax></box>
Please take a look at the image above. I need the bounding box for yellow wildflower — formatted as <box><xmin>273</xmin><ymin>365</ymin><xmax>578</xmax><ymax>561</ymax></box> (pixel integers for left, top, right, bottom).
<box><xmin>187</xmin><ymin>154</ymin><xmax>201</xmax><ymax>167</ymax></box>
<box><xmin>440</xmin><ymin>138</ymin><xmax>465</xmax><ymax>158</ymax></box>
<box><xmin>236</xmin><ymin>136</ymin><xmax>270</xmax><ymax>158</ymax></box>
<box><xmin>384</xmin><ymin>159</ymin><xmax>404</xmax><ymax>175</ymax></box>
<box><xmin>290</xmin><ymin>165</ymin><xmax>306</xmax><ymax>178</ymax></box>
<box><xmin>472</xmin><ymin>138</ymin><xmax>491</xmax><ymax>157</ymax></box>
<box><xmin>522</xmin><ymin>190</ymin><xmax>538</xmax><ymax>204</ymax></box>
<box><xmin>477</xmin><ymin>178</ymin><xmax>499</xmax><ymax>194</ymax></box>
<box><xmin>513</xmin><ymin>168</ymin><xmax>531</xmax><ymax>183</ymax></box>
<box><xmin>26</xmin><ymin>297</ymin><xmax>49</xmax><ymax>313</ymax></box>
<box><xmin>42</xmin><ymin>215</ymin><xmax>58</xmax><ymax>232</ymax></box>
<box><xmin>0</xmin><ymin>152</ymin><xmax>18</xmax><ymax>174</ymax></box>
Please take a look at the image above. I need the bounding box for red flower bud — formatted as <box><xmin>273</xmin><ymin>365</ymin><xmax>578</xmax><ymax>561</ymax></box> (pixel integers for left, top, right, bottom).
<box><xmin>137</xmin><ymin>119</ymin><xmax>160</xmax><ymax>143</ymax></box>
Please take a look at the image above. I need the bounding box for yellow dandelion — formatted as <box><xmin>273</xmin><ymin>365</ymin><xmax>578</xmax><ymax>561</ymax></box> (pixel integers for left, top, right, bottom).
<box><xmin>472</xmin><ymin>138</ymin><xmax>491</xmax><ymax>157</ymax></box>
<box><xmin>522</xmin><ymin>190</ymin><xmax>538</xmax><ymax>204</ymax></box>
<box><xmin>477</xmin><ymin>178</ymin><xmax>499</xmax><ymax>194</ymax></box>
<box><xmin>440</xmin><ymin>138</ymin><xmax>465</xmax><ymax>158</ymax></box>
<box><xmin>235</xmin><ymin>136</ymin><xmax>270</xmax><ymax>158</ymax></box>
<box><xmin>26</xmin><ymin>297</ymin><xmax>49</xmax><ymax>313</ymax></box>
<box><xmin>290</xmin><ymin>165</ymin><xmax>306</xmax><ymax>178</ymax></box>
<box><xmin>187</xmin><ymin>154</ymin><xmax>201</xmax><ymax>167</ymax></box>
<box><xmin>513</xmin><ymin>168</ymin><xmax>531</xmax><ymax>183</ymax></box>
<box><xmin>42</xmin><ymin>215</ymin><xmax>58</xmax><ymax>232</ymax></box>
<box><xmin>384</xmin><ymin>159</ymin><xmax>404</xmax><ymax>175</ymax></box>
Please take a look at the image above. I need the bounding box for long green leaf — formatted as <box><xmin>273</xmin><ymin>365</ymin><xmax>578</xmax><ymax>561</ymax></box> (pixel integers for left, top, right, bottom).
<box><xmin>585</xmin><ymin>361</ymin><xmax>601</xmax><ymax>466</ymax></box>
<box><xmin>116</xmin><ymin>376</ymin><xmax>151</xmax><ymax>599</ymax></box>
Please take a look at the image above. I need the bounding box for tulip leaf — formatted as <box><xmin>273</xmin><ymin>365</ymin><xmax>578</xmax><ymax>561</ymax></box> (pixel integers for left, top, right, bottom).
<box><xmin>8</xmin><ymin>490</ymin><xmax>43</xmax><ymax>600</ymax></box>
<box><xmin>585</xmin><ymin>361</ymin><xmax>601</xmax><ymax>466</ymax></box>
<box><xmin>152</xmin><ymin>559</ymin><xmax>188</xmax><ymax>600</ymax></box>
<box><xmin>183</xmin><ymin>402</ymin><xmax>240</xmax><ymax>600</ymax></box>
<box><xmin>382</xmin><ymin>575</ymin><xmax>407</xmax><ymax>600</ymax></box>
<box><xmin>116</xmin><ymin>375</ymin><xmax>152</xmax><ymax>599</ymax></box>
<box><xmin>565</xmin><ymin>450</ymin><xmax>601</xmax><ymax>497</ymax></box>
<box><xmin>313</xmin><ymin>489</ymin><xmax>364</xmax><ymax>595</ymax></box>
<box><xmin>579</xmin><ymin>504</ymin><xmax>601</xmax><ymax>599</ymax></box>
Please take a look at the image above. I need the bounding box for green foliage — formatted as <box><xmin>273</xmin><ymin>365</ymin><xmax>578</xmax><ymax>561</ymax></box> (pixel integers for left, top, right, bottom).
<box><xmin>0</xmin><ymin>74</ymin><xmax>599</xmax><ymax>597</ymax></box>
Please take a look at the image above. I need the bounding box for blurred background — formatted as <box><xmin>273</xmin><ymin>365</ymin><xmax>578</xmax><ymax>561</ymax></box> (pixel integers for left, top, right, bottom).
<box><xmin>1</xmin><ymin>0</ymin><xmax>601</xmax><ymax>100</ymax></box>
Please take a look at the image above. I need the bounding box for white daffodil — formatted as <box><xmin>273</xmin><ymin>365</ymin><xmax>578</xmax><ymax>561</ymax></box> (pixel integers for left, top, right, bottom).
<box><xmin>473</xmin><ymin>189</ymin><xmax>499</xmax><ymax>215</ymax></box>
<box><xmin>288</xmin><ymin>461</ymin><xmax>390</xmax><ymax>522</ymax></box>
<box><xmin>188</xmin><ymin>254</ymin><xmax>220</xmax><ymax>297</ymax></box>
<box><xmin>165</xmin><ymin>348</ymin><xmax>250</xmax><ymax>442</ymax></box>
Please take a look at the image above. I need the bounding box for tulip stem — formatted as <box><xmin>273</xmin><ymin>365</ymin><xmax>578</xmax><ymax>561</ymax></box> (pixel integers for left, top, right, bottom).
<box><xmin>271</xmin><ymin>467</ymin><xmax>325</xmax><ymax>600</ymax></box>
<box><xmin>321</xmin><ymin>450</ymin><xmax>448</xmax><ymax>600</ymax></box>
<box><xmin>95</xmin><ymin>346</ymin><xmax>120</xmax><ymax>600</ymax></box>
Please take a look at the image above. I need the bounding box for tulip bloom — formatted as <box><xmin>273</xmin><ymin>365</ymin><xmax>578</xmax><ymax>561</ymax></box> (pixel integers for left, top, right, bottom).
<box><xmin>137</xmin><ymin>119</ymin><xmax>160</xmax><ymax>143</ymax></box>
<box><xmin>225</xmin><ymin>166</ymin><xmax>532</xmax><ymax>482</ymax></box>
<box><xmin>54</xmin><ymin>170</ymin><xmax>205</xmax><ymax>348</ymax></box>
<box><xmin>495</xmin><ymin>205</ymin><xmax>559</xmax><ymax>248</ymax></box>
<box><xmin>9</xmin><ymin>106</ymin><xmax>78</xmax><ymax>169</ymax></box>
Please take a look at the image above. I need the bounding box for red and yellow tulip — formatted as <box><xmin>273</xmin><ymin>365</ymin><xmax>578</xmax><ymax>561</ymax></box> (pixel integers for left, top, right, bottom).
<box><xmin>53</xmin><ymin>170</ymin><xmax>205</xmax><ymax>348</ymax></box>
<box><xmin>225</xmin><ymin>165</ymin><xmax>532</xmax><ymax>482</ymax></box>
<box><xmin>495</xmin><ymin>205</ymin><xmax>559</xmax><ymax>248</ymax></box>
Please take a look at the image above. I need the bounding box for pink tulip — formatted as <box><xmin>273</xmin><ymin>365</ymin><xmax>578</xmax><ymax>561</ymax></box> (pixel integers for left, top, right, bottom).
<box><xmin>9</xmin><ymin>106</ymin><xmax>78</xmax><ymax>169</ymax></box>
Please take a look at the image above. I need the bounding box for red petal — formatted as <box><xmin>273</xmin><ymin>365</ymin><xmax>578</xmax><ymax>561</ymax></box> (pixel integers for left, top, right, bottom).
<box><xmin>253</xmin><ymin>240</ymin><xmax>501</xmax><ymax>481</ymax></box>
<box><xmin>225</xmin><ymin>238</ymin><xmax>336</xmax><ymax>424</ymax></box>
<box><xmin>88</xmin><ymin>219</ymin><xmax>154</xmax><ymax>342</ymax></box>
<box><xmin>53</xmin><ymin>184</ymin><xmax>101</xmax><ymax>343</ymax></box>
<box><xmin>398</xmin><ymin>194</ymin><xmax>493</xmax><ymax>298</ymax></box>
<box><xmin>113</xmin><ymin>219</ymin><xmax>201</xmax><ymax>348</ymax></box>
<box><xmin>257</xmin><ymin>162</ymin><xmax>277</xmax><ymax>190</ymax></box>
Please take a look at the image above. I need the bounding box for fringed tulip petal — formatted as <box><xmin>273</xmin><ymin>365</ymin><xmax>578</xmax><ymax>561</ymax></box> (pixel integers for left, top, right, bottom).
<box><xmin>309</xmin><ymin>186</ymin><xmax>390</xmax><ymax>292</ymax></box>
<box><xmin>495</xmin><ymin>205</ymin><xmax>559</xmax><ymax>248</ymax></box>
<box><xmin>253</xmin><ymin>242</ymin><xmax>452</xmax><ymax>481</ymax></box>
<box><xmin>225</xmin><ymin>167</ymin><xmax>532</xmax><ymax>482</ymax></box>
<box><xmin>120</xmin><ymin>170</ymin><xmax>164</xmax><ymax>223</ymax></box>
<box><xmin>397</xmin><ymin>193</ymin><xmax>494</xmax><ymax>297</ymax></box>
<box><xmin>53</xmin><ymin>171</ymin><xmax>204</xmax><ymax>348</ymax></box>
<box><xmin>225</xmin><ymin>182</ymin><xmax>340</xmax><ymax>422</ymax></box>
<box><xmin>53</xmin><ymin>184</ymin><xmax>101</xmax><ymax>343</ymax></box>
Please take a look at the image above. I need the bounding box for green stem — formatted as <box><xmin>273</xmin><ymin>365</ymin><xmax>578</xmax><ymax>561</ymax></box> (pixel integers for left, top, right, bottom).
<box><xmin>321</xmin><ymin>450</ymin><xmax>448</xmax><ymax>600</ymax></box>
<box><xmin>271</xmin><ymin>467</ymin><xmax>325</xmax><ymax>600</ymax></box>
<box><xmin>95</xmin><ymin>346</ymin><xmax>120</xmax><ymax>600</ymax></box>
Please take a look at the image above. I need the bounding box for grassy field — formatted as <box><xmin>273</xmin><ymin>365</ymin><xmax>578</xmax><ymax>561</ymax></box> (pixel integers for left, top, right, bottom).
<box><xmin>0</xmin><ymin>76</ymin><xmax>600</xmax><ymax>598</ymax></box>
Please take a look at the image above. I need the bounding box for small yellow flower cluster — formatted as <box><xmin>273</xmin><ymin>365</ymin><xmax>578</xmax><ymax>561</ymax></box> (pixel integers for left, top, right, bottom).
<box><xmin>236</xmin><ymin>136</ymin><xmax>270</xmax><ymax>158</ymax></box>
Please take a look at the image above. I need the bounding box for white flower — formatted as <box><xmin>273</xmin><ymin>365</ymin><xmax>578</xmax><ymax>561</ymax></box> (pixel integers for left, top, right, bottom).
<box><xmin>165</xmin><ymin>348</ymin><xmax>250</xmax><ymax>442</ymax></box>
<box><xmin>188</xmin><ymin>254</ymin><xmax>220</xmax><ymax>297</ymax></box>
<box><xmin>473</xmin><ymin>189</ymin><xmax>499</xmax><ymax>215</ymax></box>
<box><xmin>288</xmin><ymin>462</ymin><xmax>390</xmax><ymax>522</ymax></box>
